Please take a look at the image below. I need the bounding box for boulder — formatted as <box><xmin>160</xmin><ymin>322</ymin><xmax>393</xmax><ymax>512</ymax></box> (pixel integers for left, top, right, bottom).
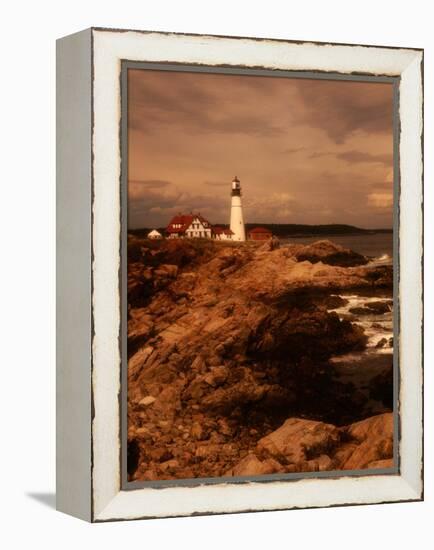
<box><xmin>154</xmin><ymin>263</ymin><xmax>179</xmax><ymax>279</ymax></box>
<box><xmin>200</xmin><ymin>378</ymin><xmax>273</xmax><ymax>414</ymax></box>
<box><xmin>340</xmin><ymin>413</ymin><xmax>393</xmax><ymax>470</ymax></box>
<box><xmin>230</xmin><ymin>453</ymin><xmax>275</xmax><ymax>476</ymax></box>
<box><xmin>314</xmin><ymin>454</ymin><xmax>335</xmax><ymax>472</ymax></box>
<box><xmin>325</xmin><ymin>295</ymin><xmax>349</xmax><ymax>309</ymax></box>
<box><xmin>128</xmin><ymin>346</ymin><xmax>154</xmax><ymax>380</ymax></box>
<box><xmin>257</xmin><ymin>418</ymin><xmax>340</xmax><ymax>466</ymax></box>
<box><xmin>293</xmin><ymin>240</ymin><xmax>369</xmax><ymax>267</ymax></box>
<box><xmin>203</xmin><ymin>366</ymin><xmax>229</xmax><ymax>387</ymax></box>
<box><xmin>250</xmin><ymin>309</ymin><xmax>367</xmax><ymax>361</ymax></box>
<box><xmin>138</xmin><ymin>395</ymin><xmax>156</xmax><ymax>407</ymax></box>
<box><xmin>366</xmin><ymin>300</ymin><xmax>392</xmax><ymax>314</ymax></box>
<box><xmin>375</xmin><ymin>338</ymin><xmax>388</xmax><ymax>349</ymax></box>
<box><xmin>350</xmin><ymin>300</ymin><xmax>392</xmax><ymax>316</ymax></box>
<box><xmin>190</xmin><ymin>421</ymin><xmax>205</xmax><ymax>441</ymax></box>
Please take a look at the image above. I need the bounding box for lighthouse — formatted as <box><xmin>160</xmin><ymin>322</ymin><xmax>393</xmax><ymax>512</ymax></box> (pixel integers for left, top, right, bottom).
<box><xmin>230</xmin><ymin>176</ymin><xmax>246</xmax><ymax>242</ymax></box>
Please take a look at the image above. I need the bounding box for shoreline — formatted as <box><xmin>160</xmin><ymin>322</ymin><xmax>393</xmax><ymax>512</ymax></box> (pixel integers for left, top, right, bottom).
<box><xmin>127</xmin><ymin>237</ymin><xmax>394</xmax><ymax>481</ymax></box>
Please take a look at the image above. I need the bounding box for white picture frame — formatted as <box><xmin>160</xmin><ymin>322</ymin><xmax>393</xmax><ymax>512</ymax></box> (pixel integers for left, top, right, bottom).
<box><xmin>56</xmin><ymin>27</ymin><xmax>423</xmax><ymax>522</ymax></box>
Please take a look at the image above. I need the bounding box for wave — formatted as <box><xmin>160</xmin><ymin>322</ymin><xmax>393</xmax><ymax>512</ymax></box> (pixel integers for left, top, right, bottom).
<box><xmin>367</xmin><ymin>253</ymin><xmax>392</xmax><ymax>267</ymax></box>
<box><xmin>328</xmin><ymin>294</ymin><xmax>393</xmax><ymax>358</ymax></box>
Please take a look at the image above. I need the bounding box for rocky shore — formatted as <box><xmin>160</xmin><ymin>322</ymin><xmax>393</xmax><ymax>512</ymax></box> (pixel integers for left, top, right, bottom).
<box><xmin>127</xmin><ymin>237</ymin><xmax>394</xmax><ymax>481</ymax></box>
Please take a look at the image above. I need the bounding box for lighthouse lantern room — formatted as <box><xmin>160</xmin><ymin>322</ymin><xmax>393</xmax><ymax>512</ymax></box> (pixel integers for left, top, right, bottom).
<box><xmin>229</xmin><ymin>176</ymin><xmax>246</xmax><ymax>242</ymax></box>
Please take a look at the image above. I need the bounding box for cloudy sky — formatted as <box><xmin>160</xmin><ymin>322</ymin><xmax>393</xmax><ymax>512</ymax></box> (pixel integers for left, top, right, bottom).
<box><xmin>128</xmin><ymin>69</ymin><xmax>394</xmax><ymax>229</ymax></box>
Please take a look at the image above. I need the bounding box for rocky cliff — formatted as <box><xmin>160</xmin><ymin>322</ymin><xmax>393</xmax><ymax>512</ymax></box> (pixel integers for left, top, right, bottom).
<box><xmin>127</xmin><ymin>237</ymin><xmax>394</xmax><ymax>481</ymax></box>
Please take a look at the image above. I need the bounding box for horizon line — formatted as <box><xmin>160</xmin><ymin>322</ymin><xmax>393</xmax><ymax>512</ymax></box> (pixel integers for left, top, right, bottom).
<box><xmin>128</xmin><ymin>223</ymin><xmax>393</xmax><ymax>231</ymax></box>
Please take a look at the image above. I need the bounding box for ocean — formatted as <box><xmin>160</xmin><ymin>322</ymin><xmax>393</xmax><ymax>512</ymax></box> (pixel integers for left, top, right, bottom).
<box><xmin>281</xmin><ymin>232</ymin><xmax>393</xmax><ymax>265</ymax></box>
<box><xmin>282</xmin><ymin>231</ymin><xmax>394</xmax><ymax>356</ymax></box>
<box><xmin>282</xmin><ymin>231</ymin><xmax>394</xmax><ymax>417</ymax></box>
<box><xmin>327</xmin><ymin>291</ymin><xmax>394</xmax><ymax>419</ymax></box>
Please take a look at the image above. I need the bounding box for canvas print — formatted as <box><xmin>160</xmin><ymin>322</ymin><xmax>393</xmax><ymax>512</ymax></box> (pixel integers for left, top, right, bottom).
<box><xmin>126</xmin><ymin>68</ymin><xmax>395</xmax><ymax>483</ymax></box>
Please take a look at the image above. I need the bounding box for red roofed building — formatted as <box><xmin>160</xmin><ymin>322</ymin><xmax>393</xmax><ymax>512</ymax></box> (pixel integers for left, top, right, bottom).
<box><xmin>248</xmin><ymin>227</ymin><xmax>273</xmax><ymax>241</ymax></box>
<box><xmin>212</xmin><ymin>226</ymin><xmax>234</xmax><ymax>240</ymax></box>
<box><xmin>166</xmin><ymin>213</ymin><xmax>212</xmax><ymax>239</ymax></box>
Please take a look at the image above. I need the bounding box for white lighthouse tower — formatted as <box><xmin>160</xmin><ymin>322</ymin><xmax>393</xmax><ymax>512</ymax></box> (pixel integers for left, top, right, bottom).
<box><xmin>230</xmin><ymin>176</ymin><xmax>246</xmax><ymax>242</ymax></box>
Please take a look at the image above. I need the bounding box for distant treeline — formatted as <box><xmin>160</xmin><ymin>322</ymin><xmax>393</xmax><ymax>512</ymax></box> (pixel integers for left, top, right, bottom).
<box><xmin>129</xmin><ymin>224</ymin><xmax>392</xmax><ymax>238</ymax></box>
<box><xmin>245</xmin><ymin>224</ymin><xmax>392</xmax><ymax>237</ymax></box>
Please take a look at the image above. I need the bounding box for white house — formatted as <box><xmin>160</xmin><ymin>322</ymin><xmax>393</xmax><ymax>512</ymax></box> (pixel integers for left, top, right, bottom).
<box><xmin>213</xmin><ymin>226</ymin><xmax>234</xmax><ymax>240</ymax></box>
<box><xmin>166</xmin><ymin>214</ymin><xmax>212</xmax><ymax>239</ymax></box>
<box><xmin>185</xmin><ymin>215</ymin><xmax>212</xmax><ymax>239</ymax></box>
<box><xmin>147</xmin><ymin>229</ymin><xmax>163</xmax><ymax>239</ymax></box>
